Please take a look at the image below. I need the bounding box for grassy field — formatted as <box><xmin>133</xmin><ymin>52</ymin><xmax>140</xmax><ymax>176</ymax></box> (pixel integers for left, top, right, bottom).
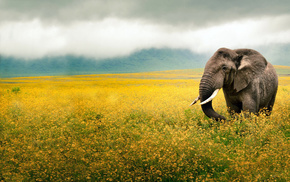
<box><xmin>0</xmin><ymin>68</ymin><xmax>289</xmax><ymax>181</ymax></box>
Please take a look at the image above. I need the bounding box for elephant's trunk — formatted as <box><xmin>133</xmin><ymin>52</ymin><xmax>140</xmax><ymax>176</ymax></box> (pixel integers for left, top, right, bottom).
<box><xmin>201</xmin><ymin>101</ymin><xmax>226</xmax><ymax>121</ymax></box>
<box><xmin>199</xmin><ymin>75</ymin><xmax>226</xmax><ymax>121</ymax></box>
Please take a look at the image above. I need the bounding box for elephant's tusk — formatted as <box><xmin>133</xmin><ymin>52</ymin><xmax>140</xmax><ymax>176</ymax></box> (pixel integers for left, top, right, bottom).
<box><xmin>190</xmin><ymin>96</ymin><xmax>200</xmax><ymax>106</ymax></box>
<box><xmin>200</xmin><ymin>89</ymin><xmax>220</xmax><ymax>105</ymax></box>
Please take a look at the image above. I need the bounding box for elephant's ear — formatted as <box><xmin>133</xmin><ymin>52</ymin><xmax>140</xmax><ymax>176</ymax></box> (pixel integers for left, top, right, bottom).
<box><xmin>234</xmin><ymin>54</ymin><xmax>267</xmax><ymax>92</ymax></box>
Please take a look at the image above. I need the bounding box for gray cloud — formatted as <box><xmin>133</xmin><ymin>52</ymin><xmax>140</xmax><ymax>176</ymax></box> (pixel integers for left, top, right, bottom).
<box><xmin>0</xmin><ymin>0</ymin><xmax>290</xmax><ymax>59</ymax></box>
<box><xmin>1</xmin><ymin>0</ymin><xmax>290</xmax><ymax>26</ymax></box>
<box><xmin>129</xmin><ymin>0</ymin><xmax>290</xmax><ymax>27</ymax></box>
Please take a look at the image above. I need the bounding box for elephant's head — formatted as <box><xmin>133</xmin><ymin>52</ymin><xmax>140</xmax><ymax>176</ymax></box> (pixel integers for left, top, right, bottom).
<box><xmin>190</xmin><ymin>47</ymin><xmax>267</xmax><ymax>121</ymax></box>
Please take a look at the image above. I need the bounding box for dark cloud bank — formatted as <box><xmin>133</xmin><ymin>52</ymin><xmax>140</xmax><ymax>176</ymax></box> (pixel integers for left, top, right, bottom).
<box><xmin>1</xmin><ymin>0</ymin><xmax>290</xmax><ymax>26</ymax></box>
<box><xmin>0</xmin><ymin>0</ymin><xmax>290</xmax><ymax>67</ymax></box>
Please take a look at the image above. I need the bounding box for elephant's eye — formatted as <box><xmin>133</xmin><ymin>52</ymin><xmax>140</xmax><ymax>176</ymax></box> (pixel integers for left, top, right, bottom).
<box><xmin>222</xmin><ymin>66</ymin><xmax>227</xmax><ymax>71</ymax></box>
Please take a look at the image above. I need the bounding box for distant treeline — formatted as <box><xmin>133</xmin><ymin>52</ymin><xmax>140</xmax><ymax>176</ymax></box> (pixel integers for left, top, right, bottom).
<box><xmin>0</xmin><ymin>48</ymin><xmax>206</xmax><ymax>77</ymax></box>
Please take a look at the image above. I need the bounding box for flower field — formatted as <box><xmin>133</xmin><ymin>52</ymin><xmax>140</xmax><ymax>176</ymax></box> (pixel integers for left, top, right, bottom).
<box><xmin>0</xmin><ymin>69</ymin><xmax>289</xmax><ymax>181</ymax></box>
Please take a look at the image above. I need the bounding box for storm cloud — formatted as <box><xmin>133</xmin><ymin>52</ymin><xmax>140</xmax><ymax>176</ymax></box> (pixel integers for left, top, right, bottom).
<box><xmin>0</xmin><ymin>0</ymin><xmax>290</xmax><ymax>59</ymax></box>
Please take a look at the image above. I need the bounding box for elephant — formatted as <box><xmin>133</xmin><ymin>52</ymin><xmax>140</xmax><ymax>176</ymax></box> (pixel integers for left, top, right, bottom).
<box><xmin>190</xmin><ymin>48</ymin><xmax>278</xmax><ymax>121</ymax></box>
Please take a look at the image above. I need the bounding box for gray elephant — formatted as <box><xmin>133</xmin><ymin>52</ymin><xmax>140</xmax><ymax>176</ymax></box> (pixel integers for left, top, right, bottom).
<box><xmin>191</xmin><ymin>48</ymin><xmax>278</xmax><ymax>121</ymax></box>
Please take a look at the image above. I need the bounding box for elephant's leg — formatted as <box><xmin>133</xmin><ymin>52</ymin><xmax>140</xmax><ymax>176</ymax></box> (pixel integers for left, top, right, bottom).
<box><xmin>265</xmin><ymin>93</ymin><xmax>277</xmax><ymax>116</ymax></box>
<box><xmin>226</xmin><ymin>102</ymin><xmax>242</xmax><ymax>116</ymax></box>
<box><xmin>241</xmin><ymin>94</ymin><xmax>259</xmax><ymax>115</ymax></box>
<box><xmin>224</xmin><ymin>93</ymin><xmax>242</xmax><ymax>116</ymax></box>
<box><xmin>242</xmin><ymin>101</ymin><xmax>259</xmax><ymax>115</ymax></box>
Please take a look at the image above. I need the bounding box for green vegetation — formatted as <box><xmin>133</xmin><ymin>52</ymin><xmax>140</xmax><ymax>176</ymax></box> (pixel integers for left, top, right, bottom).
<box><xmin>0</xmin><ymin>71</ymin><xmax>289</xmax><ymax>181</ymax></box>
<box><xmin>274</xmin><ymin>65</ymin><xmax>290</xmax><ymax>75</ymax></box>
<box><xmin>11</xmin><ymin>87</ymin><xmax>20</xmax><ymax>94</ymax></box>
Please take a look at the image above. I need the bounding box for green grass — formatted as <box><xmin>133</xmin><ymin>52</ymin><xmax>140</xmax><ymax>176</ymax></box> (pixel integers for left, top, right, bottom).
<box><xmin>274</xmin><ymin>65</ymin><xmax>290</xmax><ymax>75</ymax></box>
<box><xmin>0</xmin><ymin>71</ymin><xmax>289</xmax><ymax>181</ymax></box>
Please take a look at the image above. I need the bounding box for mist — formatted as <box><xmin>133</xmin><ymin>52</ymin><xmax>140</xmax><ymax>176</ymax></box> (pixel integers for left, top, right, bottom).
<box><xmin>0</xmin><ymin>0</ymin><xmax>290</xmax><ymax>60</ymax></box>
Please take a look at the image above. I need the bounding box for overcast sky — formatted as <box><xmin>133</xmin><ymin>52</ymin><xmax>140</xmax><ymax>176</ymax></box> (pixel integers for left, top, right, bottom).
<box><xmin>0</xmin><ymin>0</ymin><xmax>290</xmax><ymax>59</ymax></box>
